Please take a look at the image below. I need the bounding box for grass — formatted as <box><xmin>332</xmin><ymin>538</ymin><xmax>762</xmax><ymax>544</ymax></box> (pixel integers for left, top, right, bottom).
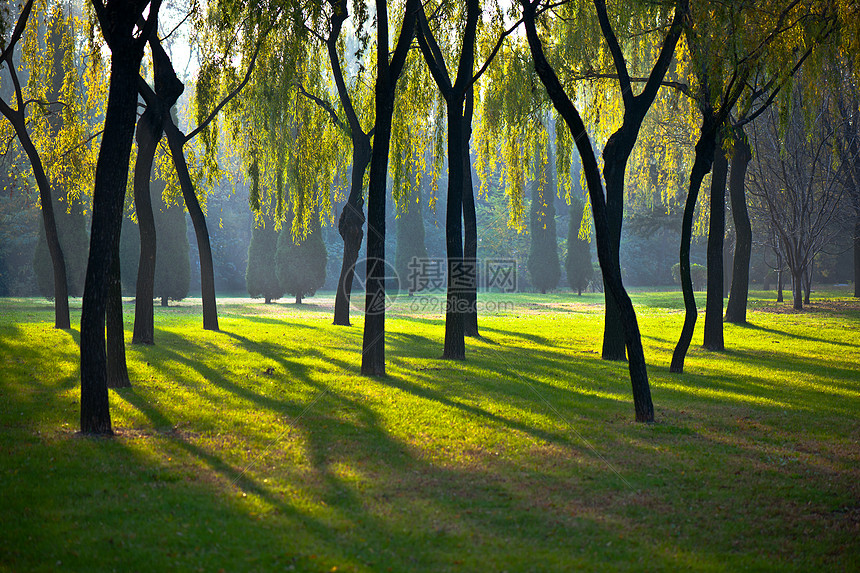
<box><xmin>0</xmin><ymin>287</ymin><xmax>858</xmax><ymax>572</ymax></box>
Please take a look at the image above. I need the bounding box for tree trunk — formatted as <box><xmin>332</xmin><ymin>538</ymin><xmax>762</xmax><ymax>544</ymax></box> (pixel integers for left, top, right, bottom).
<box><xmin>792</xmin><ymin>269</ymin><xmax>803</xmax><ymax>310</ymax></box>
<box><xmin>443</xmin><ymin>100</ymin><xmax>466</xmax><ymax>360</ymax></box>
<box><xmin>164</xmin><ymin>121</ymin><xmax>219</xmax><ymax>331</ymax></box>
<box><xmin>4</xmin><ymin>116</ymin><xmax>71</xmax><ymax>329</ymax></box>
<box><xmin>803</xmin><ymin>263</ymin><xmax>811</xmax><ymax>305</ymax></box>
<box><xmin>296</xmin><ymin>294</ymin><xmax>302</xmax><ymax>304</ymax></box>
<box><xmin>523</xmin><ymin>5</ymin><xmax>653</xmax><ymax>421</ymax></box>
<box><xmin>81</xmin><ymin>50</ymin><xmax>143</xmax><ymax>435</ymax></box>
<box><xmin>265</xmin><ymin>297</ymin><xmax>271</xmax><ymax>304</ymax></box>
<box><xmin>333</xmin><ymin>142</ymin><xmax>370</xmax><ymax>326</ymax></box>
<box><xmin>161</xmin><ymin>296</ymin><xmax>168</xmax><ymax>307</ymax></box>
<box><xmin>601</xmin><ymin>151</ymin><xmax>628</xmax><ymax>361</ymax></box>
<box><xmin>777</xmin><ymin>249</ymin><xmax>784</xmax><ymax>302</ymax></box>
<box><xmin>462</xmin><ymin>88</ymin><xmax>479</xmax><ymax>338</ymax></box>
<box><xmin>671</xmin><ymin>115</ymin><xmax>718</xmax><ymax>373</ymax></box>
<box><xmin>106</xmin><ymin>243</ymin><xmax>130</xmax><ymax>389</ymax></box>
<box><xmin>725</xmin><ymin>129</ymin><xmax>752</xmax><ymax>323</ymax></box>
<box><xmin>703</xmin><ymin>142</ymin><xmax>728</xmax><ymax>351</ymax></box>
<box><xmin>131</xmin><ymin>109</ymin><xmax>160</xmax><ymax>344</ymax></box>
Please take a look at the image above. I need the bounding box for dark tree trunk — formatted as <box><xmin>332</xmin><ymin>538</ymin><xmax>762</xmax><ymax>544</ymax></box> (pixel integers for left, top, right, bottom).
<box><xmin>523</xmin><ymin>3</ymin><xmax>653</xmax><ymax>421</ymax></box>
<box><xmin>361</xmin><ymin>0</ymin><xmax>418</xmax><ymax>375</ymax></box>
<box><xmin>671</xmin><ymin>115</ymin><xmax>718</xmax><ymax>373</ymax></box>
<box><xmin>601</xmin><ymin>152</ymin><xmax>628</xmax><ymax>361</ymax></box>
<box><xmin>0</xmin><ymin>110</ymin><xmax>71</xmax><ymax>329</ymax></box>
<box><xmin>333</xmin><ymin>142</ymin><xmax>370</xmax><ymax>326</ymax></box>
<box><xmin>803</xmin><ymin>264</ymin><xmax>811</xmax><ymax>305</ymax></box>
<box><xmin>296</xmin><ymin>294</ymin><xmax>302</xmax><ymax>305</ymax></box>
<box><xmin>442</xmin><ymin>100</ymin><xmax>466</xmax><ymax>359</ymax></box>
<box><xmin>703</xmin><ymin>142</ymin><xmax>728</xmax><ymax>351</ymax></box>
<box><xmin>725</xmin><ymin>129</ymin><xmax>753</xmax><ymax>323</ymax></box>
<box><xmin>462</xmin><ymin>87</ymin><xmax>479</xmax><ymax>338</ymax></box>
<box><xmin>161</xmin><ymin>296</ymin><xmax>168</xmax><ymax>307</ymax></box>
<box><xmin>777</xmin><ymin>247</ymin><xmax>784</xmax><ymax>302</ymax></box>
<box><xmin>81</xmin><ymin>44</ymin><xmax>146</xmax><ymax>435</ymax></box>
<box><xmin>131</xmin><ymin>109</ymin><xmax>160</xmax><ymax>344</ymax></box>
<box><xmin>792</xmin><ymin>269</ymin><xmax>803</xmax><ymax>310</ymax></box>
<box><xmin>164</xmin><ymin>121</ymin><xmax>219</xmax><ymax>330</ymax></box>
<box><xmin>265</xmin><ymin>297</ymin><xmax>271</xmax><ymax>304</ymax></box>
<box><xmin>106</xmin><ymin>243</ymin><xmax>130</xmax><ymax>389</ymax></box>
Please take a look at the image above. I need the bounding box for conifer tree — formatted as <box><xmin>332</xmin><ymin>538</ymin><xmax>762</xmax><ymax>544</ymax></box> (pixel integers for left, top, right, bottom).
<box><xmin>276</xmin><ymin>212</ymin><xmax>327</xmax><ymax>304</ymax></box>
<box><xmin>527</xmin><ymin>142</ymin><xmax>560</xmax><ymax>294</ymax></box>
<box><xmin>566</xmin><ymin>197</ymin><xmax>593</xmax><ymax>295</ymax></box>
<box><xmin>246</xmin><ymin>215</ymin><xmax>283</xmax><ymax>303</ymax></box>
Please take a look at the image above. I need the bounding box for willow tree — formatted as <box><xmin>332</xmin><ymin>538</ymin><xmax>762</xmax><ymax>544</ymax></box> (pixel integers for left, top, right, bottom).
<box><xmin>520</xmin><ymin>0</ymin><xmax>654</xmax><ymax>422</ymax></box>
<box><xmin>670</xmin><ymin>0</ymin><xmax>833</xmax><ymax>370</ymax></box>
<box><xmin>80</xmin><ymin>0</ymin><xmax>161</xmax><ymax>434</ymax></box>
<box><xmin>0</xmin><ymin>1</ymin><xmax>81</xmax><ymax>329</ymax></box>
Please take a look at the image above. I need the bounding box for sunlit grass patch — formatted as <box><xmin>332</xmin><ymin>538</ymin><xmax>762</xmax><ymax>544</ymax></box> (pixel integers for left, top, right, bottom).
<box><xmin>0</xmin><ymin>290</ymin><xmax>858</xmax><ymax>571</ymax></box>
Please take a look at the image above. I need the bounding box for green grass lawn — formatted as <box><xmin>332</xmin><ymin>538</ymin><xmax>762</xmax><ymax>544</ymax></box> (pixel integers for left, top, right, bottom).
<box><xmin>1</xmin><ymin>287</ymin><xmax>858</xmax><ymax>571</ymax></box>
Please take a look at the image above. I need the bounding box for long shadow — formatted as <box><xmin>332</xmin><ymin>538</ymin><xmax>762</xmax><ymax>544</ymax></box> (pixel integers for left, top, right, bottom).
<box><xmin>732</xmin><ymin>321</ymin><xmax>860</xmax><ymax>348</ymax></box>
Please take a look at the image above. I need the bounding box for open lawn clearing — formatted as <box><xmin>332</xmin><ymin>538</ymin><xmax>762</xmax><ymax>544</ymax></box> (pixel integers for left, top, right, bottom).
<box><xmin>1</xmin><ymin>289</ymin><xmax>858</xmax><ymax>571</ymax></box>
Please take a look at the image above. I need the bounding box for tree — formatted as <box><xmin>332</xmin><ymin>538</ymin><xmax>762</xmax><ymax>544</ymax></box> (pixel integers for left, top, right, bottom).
<box><xmin>528</xmin><ymin>138</ymin><xmax>560</xmax><ymax>293</ymax></box>
<box><xmin>566</xmin><ymin>197</ymin><xmax>592</xmax><ymax>295</ymax></box>
<box><xmin>521</xmin><ymin>0</ymin><xmax>654</xmax><ymax>422</ymax></box>
<box><xmin>153</xmin><ymin>197</ymin><xmax>190</xmax><ymax>307</ymax></box>
<box><xmin>361</xmin><ymin>0</ymin><xmax>420</xmax><ymax>375</ymax></box>
<box><xmin>277</xmin><ymin>210</ymin><xmax>327</xmax><ymax>304</ymax></box>
<box><xmin>246</xmin><ymin>214</ymin><xmax>283</xmax><ymax>303</ymax></box>
<box><xmin>80</xmin><ymin>0</ymin><xmax>161</xmax><ymax>435</ymax></box>
<box><xmin>748</xmin><ymin>87</ymin><xmax>846</xmax><ymax>310</ymax></box>
<box><xmin>0</xmin><ymin>0</ymin><xmax>71</xmax><ymax>328</ymax></box>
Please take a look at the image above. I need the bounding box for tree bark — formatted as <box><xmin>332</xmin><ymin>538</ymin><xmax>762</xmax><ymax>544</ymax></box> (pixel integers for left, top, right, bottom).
<box><xmin>106</xmin><ymin>243</ymin><xmax>130</xmax><ymax>389</ymax></box>
<box><xmin>361</xmin><ymin>0</ymin><xmax>418</xmax><ymax>375</ymax></box>
<box><xmin>792</xmin><ymin>268</ymin><xmax>803</xmax><ymax>310</ymax></box>
<box><xmin>131</xmin><ymin>108</ymin><xmax>160</xmax><ymax>344</ymax></box>
<box><xmin>462</xmin><ymin>88</ymin><xmax>479</xmax><ymax>338</ymax></box>
<box><xmin>725</xmin><ymin>129</ymin><xmax>753</xmax><ymax>323</ymax></box>
<box><xmin>670</xmin><ymin>114</ymin><xmax>718</xmax><ymax>373</ymax></box>
<box><xmin>333</xmin><ymin>142</ymin><xmax>370</xmax><ymax>326</ymax></box>
<box><xmin>523</xmin><ymin>0</ymin><xmax>653</xmax><ymax>421</ymax></box>
<box><xmin>80</xmin><ymin>43</ymin><xmax>147</xmax><ymax>435</ymax></box>
<box><xmin>703</xmin><ymin>141</ymin><xmax>728</xmax><ymax>351</ymax></box>
<box><xmin>296</xmin><ymin>294</ymin><xmax>302</xmax><ymax>304</ymax></box>
<box><xmin>442</xmin><ymin>99</ymin><xmax>467</xmax><ymax>359</ymax></box>
<box><xmin>164</xmin><ymin>120</ymin><xmax>219</xmax><ymax>330</ymax></box>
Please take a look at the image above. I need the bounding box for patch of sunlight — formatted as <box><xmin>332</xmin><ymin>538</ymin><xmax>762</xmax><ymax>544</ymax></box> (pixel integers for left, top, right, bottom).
<box><xmin>653</xmin><ymin>381</ymin><xmax>793</xmax><ymax>409</ymax></box>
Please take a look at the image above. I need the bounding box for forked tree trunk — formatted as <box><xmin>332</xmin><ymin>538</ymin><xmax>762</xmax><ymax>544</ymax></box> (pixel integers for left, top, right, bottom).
<box><xmin>523</xmin><ymin>2</ymin><xmax>653</xmax><ymax>421</ymax></box>
<box><xmin>703</xmin><ymin>143</ymin><xmax>728</xmax><ymax>351</ymax></box>
<box><xmin>725</xmin><ymin>130</ymin><xmax>753</xmax><ymax>323</ymax></box>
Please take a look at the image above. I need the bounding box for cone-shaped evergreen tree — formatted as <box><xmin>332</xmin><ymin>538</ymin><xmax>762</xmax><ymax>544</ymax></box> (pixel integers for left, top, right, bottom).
<box><xmin>33</xmin><ymin>196</ymin><xmax>88</xmax><ymax>298</ymax></box>
<box><xmin>276</xmin><ymin>211</ymin><xmax>327</xmax><ymax>304</ymax></box>
<box><xmin>153</xmin><ymin>196</ymin><xmax>190</xmax><ymax>307</ymax></box>
<box><xmin>566</xmin><ymin>196</ymin><xmax>593</xmax><ymax>295</ymax></box>
<box><xmin>246</xmin><ymin>214</ymin><xmax>284</xmax><ymax>303</ymax></box>
<box><xmin>394</xmin><ymin>191</ymin><xmax>427</xmax><ymax>295</ymax></box>
<box><xmin>528</xmin><ymin>143</ymin><xmax>561</xmax><ymax>294</ymax></box>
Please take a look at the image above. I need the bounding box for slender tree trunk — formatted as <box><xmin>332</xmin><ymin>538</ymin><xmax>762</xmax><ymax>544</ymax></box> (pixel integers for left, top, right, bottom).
<box><xmin>161</xmin><ymin>296</ymin><xmax>168</xmax><ymax>307</ymax></box>
<box><xmin>703</xmin><ymin>142</ymin><xmax>728</xmax><ymax>351</ymax></box>
<box><xmin>601</xmin><ymin>152</ymin><xmax>628</xmax><ymax>361</ymax></box>
<box><xmin>803</xmin><ymin>263</ymin><xmax>811</xmax><ymax>305</ymax></box>
<box><xmin>671</xmin><ymin>116</ymin><xmax>718</xmax><ymax>373</ymax></box>
<box><xmin>462</xmin><ymin>88</ymin><xmax>479</xmax><ymax>338</ymax></box>
<box><xmin>265</xmin><ymin>297</ymin><xmax>271</xmax><ymax>304</ymax></box>
<box><xmin>81</xmin><ymin>52</ymin><xmax>143</xmax><ymax>435</ymax></box>
<box><xmin>5</xmin><ymin>119</ymin><xmax>71</xmax><ymax>329</ymax></box>
<box><xmin>296</xmin><ymin>294</ymin><xmax>302</xmax><ymax>304</ymax></box>
<box><xmin>777</xmin><ymin>246</ymin><xmax>784</xmax><ymax>302</ymax></box>
<box><xmin>164</xmin><ymin>121</ymin><xmax>219</xmax><ymax>331</ymax></box>
<box><xmin>106</xmin><ymin>241</ymin><xmax>130</xmax><ymax>389</ymax></box>
<box><xmin>131</xmin><ymin>109</ymin><xmax>160</xmax><ymax>344</ymax></box>
<box><xmin>725</xmin><ymin>130</ymin><xmax>753</xmax><ymax>323</ymax></box>
<box><xmin>443</xmin><ymin>100</ymin><xmax>466</xmax><ymax>359</ymax></box>
<box><xmin>523</xmin><ymin>4</ymin><xmax>653</xmax><ymax>421</ymax></box>
<box><xmin>333</xmin><ymin>142</ymin><xmax>370</xmax><ymax>326</ymax></box>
